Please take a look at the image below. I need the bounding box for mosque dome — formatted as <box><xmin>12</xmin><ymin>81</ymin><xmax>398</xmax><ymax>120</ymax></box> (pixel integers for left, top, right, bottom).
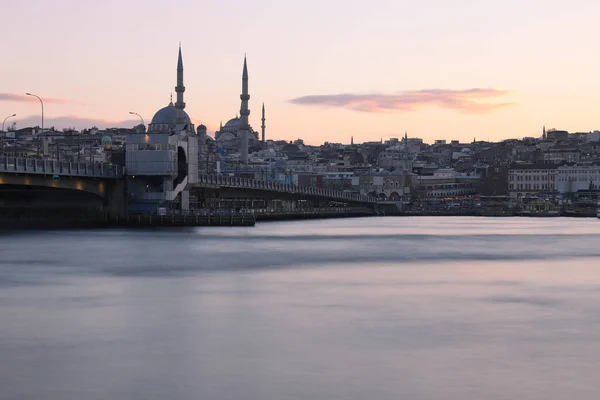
<box><xmin>101</xmin><ymin>135</ymin><xmax>112</xmax><ymax>150</ymax></box>
<box><xmin>150</xmin><ymin>103</ymin><xmax>191</xmax><ymax>125</ymax></box>
<box><xmin>223</xmin><ymin>118</ymin><xmax>241</xmax><ymax>129</ymax></box>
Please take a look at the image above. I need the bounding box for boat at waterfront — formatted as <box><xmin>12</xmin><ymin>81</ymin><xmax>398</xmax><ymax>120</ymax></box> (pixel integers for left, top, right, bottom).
<box><xmin>518</xmin><ymin>198</ymin><xmax>560</xmax><ymax>217</ymax></box>
<box><xmin>564</xmin><ymin>199</ymin><xmax>597</xmax><ymax>218</ymax></box>
<box><xmin>475</xmin><ymin>196</ymin><xmax>516</xmax><ymax>217</ymax></box>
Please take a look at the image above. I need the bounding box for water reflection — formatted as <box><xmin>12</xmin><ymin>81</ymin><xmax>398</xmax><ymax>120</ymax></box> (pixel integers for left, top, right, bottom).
<box><xmin>1</xmin><ymin>217</ymin><xmax>600</xmax><ymax>399</ymax></box>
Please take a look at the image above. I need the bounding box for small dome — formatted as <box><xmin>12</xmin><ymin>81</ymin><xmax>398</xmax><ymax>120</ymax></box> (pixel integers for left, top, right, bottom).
<box><xmin>151</xmin><ymin>103</ymin><xmax>191</xmax><ymax>125</ymax></box>
<box><xmin>101</xmin><ymin>135</ymin><xmax>112</xmax><ymax>145</ymax></box>
<box><xmin>197</xmin><ymin>124</ymin><xmax>207</xmax><ymax>135</ymax></box>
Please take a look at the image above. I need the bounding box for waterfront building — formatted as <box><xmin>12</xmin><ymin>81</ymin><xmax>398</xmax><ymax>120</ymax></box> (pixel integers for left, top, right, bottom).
<box><xmin>508</xmin><ymin>163</ymin><xmax>558</xmax><ymax>198</ymax></box>
<box><xmin>352</xmin><ymin>169</ymin><xmax>413</xmax><ymax>201</ymax></box>
<box><xmin>414</xmin><ymin>169</ymin><xmax>478</xmax><ymax>199</ymax></box>
<box><xmin>556</xmin><ymin>163</ymin><xmax>600</xmax><ymax>193</ymax></box>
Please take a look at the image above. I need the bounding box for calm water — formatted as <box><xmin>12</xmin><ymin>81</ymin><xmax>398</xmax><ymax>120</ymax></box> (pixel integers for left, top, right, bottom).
<box><xmin>2</xmin><ymin>217</ymin><xmax>600</xmax><ymax>400</ymax></box>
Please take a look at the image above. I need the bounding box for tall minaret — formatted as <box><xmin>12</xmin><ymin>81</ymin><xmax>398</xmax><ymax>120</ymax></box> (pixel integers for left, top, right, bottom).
<box><xmin>543</xmin><ymin>125</ymin><xmax>547</xmax><ymax>140</ymax></box>
<box><xmin>175</xmin><ymin>44</ymin><xmax>185</xmax><ymax>111</ymax></box>
<box><xmin>239</xmin><ymin>55</ymin><xmax>250</xmax><ymax>163</ymax></box>
<box><xmin>261</xmin><ymin>103</ymin><xmax>266</xmax><ymax>143</ymax></box>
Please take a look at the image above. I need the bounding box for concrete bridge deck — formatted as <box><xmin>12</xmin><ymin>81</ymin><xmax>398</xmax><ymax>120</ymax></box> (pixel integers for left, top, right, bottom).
<box><xmin>0</xmin><ymin>157</ymin><xmax>124</xmax><ymax>179</ymax></box>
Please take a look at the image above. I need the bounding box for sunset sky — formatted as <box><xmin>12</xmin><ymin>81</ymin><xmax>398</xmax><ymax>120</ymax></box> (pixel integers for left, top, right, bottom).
<box><xmin>2</xmin><ymin>0</ymin><xmax>600</xmax><ymax>144</ymax></box>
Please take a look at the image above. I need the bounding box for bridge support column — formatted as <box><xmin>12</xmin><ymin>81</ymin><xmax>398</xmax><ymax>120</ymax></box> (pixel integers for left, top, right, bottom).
<box><xmin>104</xmin><ymin>179</ymin><xmax>127</xmax><ymax>219</ymax></box>
<box><xmin>181</xmin><ymin>190</ymin><xmax>190</xmax><ymax>212</ymax></box>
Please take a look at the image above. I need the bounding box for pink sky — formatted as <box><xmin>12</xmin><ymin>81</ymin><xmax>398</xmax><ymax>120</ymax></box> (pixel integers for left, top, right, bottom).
<box><xmin>2</xmin><ymin>0</ymin><xmax>600</xmax><ymax>144</ymax></box>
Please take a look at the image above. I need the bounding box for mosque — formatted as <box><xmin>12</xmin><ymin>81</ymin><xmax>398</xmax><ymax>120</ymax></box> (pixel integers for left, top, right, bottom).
<box><xmin>147</xmin><ymin>46</ymin><xmax>198</xmax><ymax>135</ymax></box>
<box><xmin>214</xmin><ymin>56</ymin><xmax>267</xmax><ymax>161</ymax></box>
<box><xmin>146</xmin><ymin>46</ymin><xmax>266</xmax><ymax>163</ymax></box>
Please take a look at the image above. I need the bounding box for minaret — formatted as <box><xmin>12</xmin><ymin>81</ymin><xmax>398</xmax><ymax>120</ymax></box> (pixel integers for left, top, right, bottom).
<box><xmin>175</xmin><ymin>44</ymin><xmax>185</xmax><ymax>111</ymax></box>
<box><xmin>404</xmin><ymin>131</ymin><xmax>408</xmax><ymax>152</ymax></box>
<box><xmin>261</xmin><ymin>103</ymin><xmax>266</xmax><ymax>143</ymax></box>
<box><xmin>351</xmin><ymin>136</ymin><xmax>354</xmax><ymax>145</ymax></box>
<box><xmin>239</xmin><ymin>55</ymin><xmax>250</xmax><ymax>163</ymax></box>
<box><xmin>543</xmin><ymin>125</ymin><xmax>547</xmax><ymax>140</ymax></box>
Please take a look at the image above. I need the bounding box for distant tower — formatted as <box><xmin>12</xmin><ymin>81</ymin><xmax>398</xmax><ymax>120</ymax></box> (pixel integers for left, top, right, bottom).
<box><xmin>175</xmin><ymin>44</ymin><xmax>185</xmax><ymax>111</ymax></box>
<box><xmin>543</xmin><ymin>125</ymin><xmax>547</xmax><ymax>140</ymax></box>
<box><xmin>351</xmin><ymin>136</ymin><xmax>354</xmax><ymax>145</ymax></box>
<box><xmin>239</xmin><ymin>55</ymin><xmax>250</xmax><ymax>163</ymax></box>
<box><xmin>404</xmin><ymin>131</ymin><xmax>408</xmax><ymax>151</ymax></box>
<box><xmin>261</xmin><ymin>103</ymin><xmax>266</xmax><ymax>143</ymax></box>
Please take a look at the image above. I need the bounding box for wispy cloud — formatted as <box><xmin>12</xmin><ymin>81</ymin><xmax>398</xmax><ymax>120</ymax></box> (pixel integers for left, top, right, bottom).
<box><xmin>289</xmin><ymin>88</ymin><xmax>513</xmax><ymax>114</ymax></box>
<box><xmin>10</xmin><ymin>114</ymin><xmax>220</xmax><ymax>134</ymax></box>
<box><xmin>14</xmin><ymin>115</ymin><xmax>140</xmax><ymax>130</ymax></box>
<box><xmin>0</xmin><ymin>93</ymin><xmax>70</xmax><ymax>104</ymax></box>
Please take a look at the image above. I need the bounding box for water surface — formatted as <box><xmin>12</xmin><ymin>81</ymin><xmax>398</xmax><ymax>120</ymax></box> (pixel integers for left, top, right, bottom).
<box><xmin>2</xmin><ymin>217</ymin><xmax>600</xmax><ymax>399</ymax></box>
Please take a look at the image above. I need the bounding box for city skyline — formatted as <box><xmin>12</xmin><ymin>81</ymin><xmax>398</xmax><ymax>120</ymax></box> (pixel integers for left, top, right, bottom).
<box><xmin>2</xmin><ymin>0</ymin><xmax>600</xmax><ymax>144</ymax></box>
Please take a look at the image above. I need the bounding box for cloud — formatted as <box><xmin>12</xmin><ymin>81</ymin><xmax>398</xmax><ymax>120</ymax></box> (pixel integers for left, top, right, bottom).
<box><xmin>0</xmin><ymin>93</ymin><xmax>71</xmax><ymax>104</ymax></box>
<box><xmin>289</xmin><ymin>88</ymin><xmax>513</xmax><ymax>114</ymax></box>
<box><xmin>11</xmin><ymin>115</ymin><xmax>220</xmax><ymax>133</ymax></box>
<box><xmin>13</xmin><ymin>115</ymin><xmax>140</xmax><ymax>130</ymax></box>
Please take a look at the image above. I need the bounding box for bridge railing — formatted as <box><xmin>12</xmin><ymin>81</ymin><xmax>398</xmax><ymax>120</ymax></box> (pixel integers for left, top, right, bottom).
<box><xmin>197</xmin><ymin>174</ymin><xmax>378</xmax><ymax>204</ymax></box>
<box><xmin>0</xmin><ymin>157</ymin><xmax>124</xmax><ymax>179</ymax></box>
<box><xmin>254</xmin><ymin>207</ymin><xmax>375</xmax><ymax>216</ymax></box>
<box><xmin>157</xmin><ymin>207</ymin><xmax>374</xmax><ymax>217</ymax></box>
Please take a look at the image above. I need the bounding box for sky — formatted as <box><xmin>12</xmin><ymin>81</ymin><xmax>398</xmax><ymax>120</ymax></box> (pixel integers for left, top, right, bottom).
<box><xmin>2</xmin><ymin>0</ymin><xmax>600</xmax><ymax>144</ymax></box>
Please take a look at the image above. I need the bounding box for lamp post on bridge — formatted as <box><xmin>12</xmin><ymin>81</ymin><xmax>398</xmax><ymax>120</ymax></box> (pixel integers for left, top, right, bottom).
<box><xmin>26</xmin><ymin>93</ymin><xmax>44</xmax><ymax>158</ymax></box>
<box><xmin>2</xmin><ymin>114</ymin><xmax>16</xmax><ymax>132</ymax></box>
<box><xmin>129</xmin><ymin>112</ymin><xmax>144</xmax><ymax>127</ymax></box>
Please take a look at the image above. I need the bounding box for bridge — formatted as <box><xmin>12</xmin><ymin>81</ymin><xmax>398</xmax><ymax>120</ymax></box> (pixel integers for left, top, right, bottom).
<box><xmin>0</xmin><ymin>157</ymin><xmax>126</xmax><ymax>219</ymax></box>
<box><xmin>0</xmin><ymin>157</ymin><xmax>124</xmax><ymax>179</ymax></box>
<box><xmin>194</xmin><ymin>174</ymin><xmax>377</xmax><ymax>205</ymax></box>
<box><xmin>1</xmin><ymin>157</ymin><xmax>376</xmax><ymax>223</ymax></box>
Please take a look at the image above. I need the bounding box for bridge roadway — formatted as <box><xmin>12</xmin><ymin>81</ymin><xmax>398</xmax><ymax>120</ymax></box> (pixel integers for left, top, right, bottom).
<box><xmin>0</xmin><ymin>157</ymin><xmax>124</xmax><ymax>179</ymax></box>
<box><xmin>195</xmin><ymin>174</ymin><xmax>378</xmax><ymax>205</ymax></box>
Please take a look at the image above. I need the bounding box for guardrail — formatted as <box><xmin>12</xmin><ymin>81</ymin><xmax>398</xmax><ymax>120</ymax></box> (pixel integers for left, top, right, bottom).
<box><xmin>0</xmin><ymin>157</ymin><xmax>124</xmax><ymax>179</ymax></box>
<box><xmin>253</xmin><ymin>207</ymin><xmax>374</xmax><ymax>216</ymax></box>
<box><xmin>196</xmin><ymin>174</ymin><xmax>378</xmax><ymax>204</ymax></box>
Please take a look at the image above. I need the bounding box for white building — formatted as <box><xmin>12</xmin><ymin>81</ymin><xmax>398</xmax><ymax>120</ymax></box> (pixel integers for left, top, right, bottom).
<box><xmin>508</xmin><ymin>164</ymin><xmax>557</xmax><ymax>198</ymax></box>
<box><xmin>556</xmin><ymin>163</ymin><xmax>600</xmax><ymax>193</ymax></box>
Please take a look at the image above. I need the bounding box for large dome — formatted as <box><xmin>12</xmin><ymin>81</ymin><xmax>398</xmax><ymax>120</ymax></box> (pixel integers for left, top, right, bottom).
<box><xmin>223</xmin><ymin>117</ymin><xmax>241</xmax><ymax>129</ymax></box>
<box><xmin>151</xmin><ymin>103</ymin><xmax>191</xmax><ymax>125</ymax></box>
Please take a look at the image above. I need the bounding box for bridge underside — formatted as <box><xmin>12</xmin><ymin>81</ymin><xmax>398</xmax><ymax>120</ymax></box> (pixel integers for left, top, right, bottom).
<box><xmin>0</xmin><ymin>184</ymin><xmax>105</xmax><ymax>217</ymax></box>
<box><xmin>0</xmin><ymin>173</ymin><xmax>127</xmax><ymax>219</ymax></box>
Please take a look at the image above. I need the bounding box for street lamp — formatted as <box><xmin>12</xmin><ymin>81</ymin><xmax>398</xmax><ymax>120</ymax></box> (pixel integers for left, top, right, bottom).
<box><xmin>2</xmin><ymin>114</ymin><xmax>16</xmax><ymax>132</ymax></box>
<box><xmin>26</xmin><ymin>93</ymin><xmax>44</xmax><ymax>134</ymax></box>
<box><xmin>26</xmin><ymin>93</ymin><xmax>44</xmax><ymax>158</ymax></box>
<box><xmin>129</xmin><ymin>112</ymin><xmax>144</xmax><ymax>126</ymax></box>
